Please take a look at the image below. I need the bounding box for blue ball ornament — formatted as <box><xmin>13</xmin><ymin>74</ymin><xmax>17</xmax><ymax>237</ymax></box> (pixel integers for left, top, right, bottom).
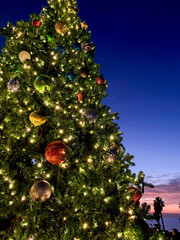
<box><xmin>65</xmin><ymin>72</ymin><xmax>77</xmax><ymax>83</ymax></box>
<box><xmin>55</xmin><ymin>46</ymin><xmax>65</xmax><ymax>55</ymax></box>
<box><xmin>73</xmin><ymin>42</ymin><xmax>81</xmax><ymax>50</ymax></box>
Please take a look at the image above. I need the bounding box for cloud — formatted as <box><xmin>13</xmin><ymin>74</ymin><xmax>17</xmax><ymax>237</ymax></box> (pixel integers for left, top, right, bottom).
<box><xmin>141</xmin><ymin>176</ymin><xmax>180</xmax><ymax>213</ymax></box>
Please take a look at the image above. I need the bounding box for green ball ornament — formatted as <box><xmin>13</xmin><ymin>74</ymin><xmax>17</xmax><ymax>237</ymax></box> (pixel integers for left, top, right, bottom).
<box><xmin>46</xmin><ymin>34</ymin><xmax>53</xmax><ymax>42</ymax></box>
<box><xmin>34</xmin><ymin>75</ymin><xmax>51</xmax><ymax>93</ymax></box>
<box><xmin>86</xmin><ymin>51</ymin><xmax>94</xmax><ymax>63</ymax></box>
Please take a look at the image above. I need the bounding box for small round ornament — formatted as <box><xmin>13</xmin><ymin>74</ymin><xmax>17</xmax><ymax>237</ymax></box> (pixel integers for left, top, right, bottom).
<box><xmin>46</xmin><ymin>34</ymin><xmax>53</xmax><ymax>42</ymax></box>
<box><xmin>30</xmin><ymin>180</ymin><xmax>52</xmax><ymax>202</ymax></box>
<box><xmin>7</xmin><ymin>79</ymin><xmax>20</xmax><ymax>93</ymax></box>
<box><xmin>130</xmin><ymin>185</ymin><xmax>142</xmax><ymax>203</ymax></box>
<box><xmin>77</xmin><ymin>92</ymin><xmax>87</xmax><ymax>102</ymax></box>
<box><xmin>34</xmin><ymin>74</ymin><xmax>51</xmax><ymax>93</ymax></box>
<box><xmin>85</xmin><ymin>109</ymin><xmax>97</xmax><ymax>123</ymax></box>
<box><xmin>73</xmin><ymin>5</ymin><xmax>79</xmax><ymax>14</ymax></box>
<box><xmin>65</xmin><ymin>72</ymin><xmax>76</xmax><ymax>83</ymax></box>
<box><xmin>105</xmin><ymin>147</ymin><xmax>118</xmax><ymax>163</ymax></box>
<box><xmin>81</xmin><ymin>21</ymin><xmax>88</xmax><ymax>30</ymax></box>
<box><xmin>80</xmin><ymin>68</ymin><xmax>89</xmax><ymax>78</ymax></box>
<box><xmin>73</xmin><ymin>42</ymin><xmax>81</xmax><ymax>50</ymax></box>
<box><xmin>13</xmin><ymin>65</ymin><xmax>23</xmax><ymax>74</ymax></box>
<box><xmin>96</xmin><ymin>76</ymin><xmax>104</xmax><ymax>85</ymax></box>
<box><xmin>86</xmin><ymin>51</ymin><xmax>94</xmax><ymax>63</ymax></box>
<box><xmin>55</xmin><ymin>21</ymin><xmax>67</xmax><ymax>34</ymax></box>
<box><xmin>81</xmin><ymin>41</ymin><xmax>92</xmax><ymax>52</ymax></box>
<box><xmin>45</xmin><ymin>141</ymin><xmax>67</xmax><ymax>164</ymax></box>
<box><xmin>19</xmin><ymin>51</ymin><xmax>31</xmax><ymax>62</ymax></box>
<box><xmin>29</xmin><ymin>111</ymin><xmax>46</xmax><ymax>127</ymax></box>
<box><xmin>55</xmin><ymin>46</ymin><xmax>65</xmax><ymax>55</ymax></box>
<box><xmin>32</xmin><ymin>19</ymin><xmax>41</xmax><ymax>27</ymax></box>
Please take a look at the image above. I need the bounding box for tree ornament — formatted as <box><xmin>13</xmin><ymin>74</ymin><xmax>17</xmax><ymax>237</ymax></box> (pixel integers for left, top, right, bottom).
<box><xmin>55</xmin><ymin>46</ymin><xmax>65</xmax><ymax>55</ymax></box>
<box><xmin>32</xmin><ymin>19</ymin><xmax>41</xmax><ymax>27</ymax></box>
<box><xmin>34</xmin><ymin>74</ymin><xmax>51</xmax><ymax>93</ymax></box>
<box><xmin>13</xmin><ymin>65</ymin><xmax>23</xmax><ymax>74</ymax></box>
<box><xmin>96</xmin><ymin>76</ymin><xmax>104</xmax><ymax>85</ymax></box>
<box><xmin>86</xmin><ymin>51</ymin><xmax>94</xmax><ymax>63</ymax></box>
<box><xmin>46</xmin><ymin>34</ymin><xmax>52</xmax><ymax>42</ymax></box>
<box><xmin>7</xmin><ymin>79</ymin><xmax>20</xmax><ymax>93</ymax></box>
<box><xmin>55</xmin><ymin>21</ymin><xmax>67</xmax><ymax>34</ymax></box>
<box><xmin>45</xmin><ymin>141</ymin><xmax>67</xmax><ymax>164</ymax></box>
<box><xmin>77</xmin><ymin>92</ymin><xmax>87</xmax><ymax>102</ymax></box>
<box><xmin>30</xmin><ymin>180</ymin><xmax>52</xmax><ymax>202</ymax></box>
<box><xmin>73</xmin><ymin>5</ymin><xmax>79</xmax><ymax>14</ymax></box>
<box><xmin>85</xmin><ymin>109</ymin><xmax>97</xmax><ymax>123</ymax></box>
<box><xmin>19</xmin><ymin>51</ymin><xmax>31</xmax><ymax>62</ymax></box>
<box><xmin>80</xmin><ymin>68</ymin><xmax>89</xmax><ymax>78</ymax></box>
<box><xmin>73</xmin><ymin>42</ymin><xmax>81</xmax><ymax>50</ymax></box>
<box><xmin>65</xmin><ymin>72</ymin><xmax>76</xmax><ymax>83</ymax></box>
<box><xmin>130</xmin><ymin>185</ymin><xmax>142</xmax><ymax>203</ymax></box>
<box><xmin>81</xmin><ymin>41</ymin><xmax>92</xmax><ymax>52</ymax></box>
<box><xmin>105</xmin><ymin>147</ymin><xmax>118</xmax><ymax>163</ymax></box>
<box><xmin>29</xmin><ymin>111</ymin><xmax>46</xmax><ymax>127</ymax></box>
<box><xmin>81</xmin><ymin>21</ymin><xmax>88</xmax><ymax>30</ymax></box>
<box><xmin>112</xmin><ymin>142</ymin><xmax>120</xmax><ymax>152</ymax></box>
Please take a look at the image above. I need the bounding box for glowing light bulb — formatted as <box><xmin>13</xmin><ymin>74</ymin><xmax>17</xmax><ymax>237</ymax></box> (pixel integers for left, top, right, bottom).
<box><xmin>21</xmin><ymin>196</ymin><xmax>26</xmax><ymax>201</ymax></box>
<box><xmin>83</xmin><ymin>223</ymin><xmax>88</xmax><ymax>229</ymax></box>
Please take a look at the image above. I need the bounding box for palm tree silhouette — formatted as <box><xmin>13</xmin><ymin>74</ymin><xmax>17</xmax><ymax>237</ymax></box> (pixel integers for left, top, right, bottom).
<box><xmin>153</xmin><ymin>197</ymin><xmax>165</xmax><ymax>231</ymax></box>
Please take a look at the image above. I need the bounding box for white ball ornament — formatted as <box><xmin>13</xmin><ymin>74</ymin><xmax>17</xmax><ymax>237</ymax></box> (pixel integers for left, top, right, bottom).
<box><xmin>19</xmin><ymin>51</ymin><xmax>31</xmax><ymax>62</ymax></box>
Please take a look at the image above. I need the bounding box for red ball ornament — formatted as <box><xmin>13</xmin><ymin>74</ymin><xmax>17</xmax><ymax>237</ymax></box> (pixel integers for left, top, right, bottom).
<box><xmin>77</xmin><ymin>92</ymin><xmax>87</xmax><ymax>102</ymax></box>
<box><xmin>32</xmin><ymin>19</ymin><xmax>41</xmax><ymax>27</ymax></box>
<box><xmin>45</xmin><ymin>141</ymin><xmax>67</xmax><ymax>164</ymax></box>
<box><xmin>131</xmin><ymin>185</ymin><xmax>142</xmax><ymax>203</ymax></box>
<box><xmin>96</xmin><ymin>76</ymin><xmax>104</xmax><ymax>85</ymax></box>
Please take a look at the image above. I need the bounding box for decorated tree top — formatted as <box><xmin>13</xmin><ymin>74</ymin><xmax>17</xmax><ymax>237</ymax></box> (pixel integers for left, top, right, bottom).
<box><xmin>0</xmin><ymin>0</ymin><xmax>153</xmax><ymax>239</ymax></box>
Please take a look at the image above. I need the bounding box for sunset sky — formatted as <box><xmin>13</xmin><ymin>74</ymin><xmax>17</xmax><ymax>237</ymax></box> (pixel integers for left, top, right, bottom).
<box><xmin>1</xmin><ymin>0</ymin><xmax>180</xmax><ymax>213</ymax></box>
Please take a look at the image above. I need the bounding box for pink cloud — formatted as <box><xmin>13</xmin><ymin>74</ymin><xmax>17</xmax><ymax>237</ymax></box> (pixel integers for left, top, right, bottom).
<box><xmin>141</xmin><ymin>177</ymin><xmax>180</xmax><ymax>213</ymax></box>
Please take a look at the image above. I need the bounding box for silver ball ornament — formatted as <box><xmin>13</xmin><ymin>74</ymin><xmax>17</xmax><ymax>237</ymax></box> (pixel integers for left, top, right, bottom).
<box><xmin>85</xmin><ymin>110</ymin><xmax>97</xmax><ymax>123</ymax></box>
<box><xmin>30</xmin><ymin>180</ymin><xmax>52</xmax><ymax>202</ymax></box>
<box><xmin>7</xmin><ymin>79</ymin><xmax>20</xmax><ymax>93</ymax></box>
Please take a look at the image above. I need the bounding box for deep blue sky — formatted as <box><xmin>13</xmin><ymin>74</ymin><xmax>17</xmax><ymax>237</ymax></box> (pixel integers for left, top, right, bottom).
<box><xmin>1</xmin><ymin>0</ymin><xmax>180</xmax><ymax>186</ymax></box>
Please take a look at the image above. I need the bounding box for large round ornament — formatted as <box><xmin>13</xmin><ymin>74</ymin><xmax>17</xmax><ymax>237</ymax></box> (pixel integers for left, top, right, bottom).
<box><xmin>130</xmin><ymin>185</ymin><xmax>142</xmax><ymax>203</ymax></box>
<box><xmin>81</xmin><ymin>41</ymin><xmax>92</xmax><ymax>52</ymax></box>
<box><xmin>65</xmin><ymin>72</ymin><xmax>76</xmax><ymax>83</ymax></box>
<box><xmin>81</xmin><ymin>21</ymin><xmax>88</xmax><ymax>30</ymax></box>
<box><xmin>7</xmin><ymin>79</ymin><xmax>20</xmax><ymax>93</ymax></box>
<box><xmin>105</xmin><ymin>147</ymin><xmax>118</xmax><ymax>163</ymax></box>
<box><xmin>32</xmin><ymin>19</ymin><xmax>41</xmax><ymax>27</ymax></box>
<box><xmin>96</xmin><ymin>76</ymin><xmax>104</xmax><ymax>85</ymax></box>
<box><xmin>73</xmin><ymin>42</ymin><xmax>81</xmax><ymax>50</ymax></box>
<box><xmin>80</xmin><ymin>68</ymin><xmax>89</xmax><ymax>78</ymax></box>
<box><xmin>85</xmin><ymin>109</ymin><xmax>97</xmax><ymax>123</ymax></box>
<box><xmin>30</xmin><ymin>180</ymin><xmax>52</xmax><ymax>202</ymax></box>
<box><xmin>34</xmin><ymin>75</ymin><xmax>51</xmax><ymax>93</ymax></box>
<box><xmin>19</xmin><ymin>51</ymin><xmax>31</xmax><ymax>62</ymax></box>
<box><xmin>29</xmin><ymin>111</ymin><xmax>46</xmax><ymax>127</ymax></box>
<box><xmin>55</xmin><ymin>21</ymin><xmax>67</xmax><ymax>34</ymax></box>
<box><xmin>55</xmin><ymin>46</ymin><xmax>65</xmax><ymax>55</ymax></box>
<box><xmin>45</xmin><ymin>141</ymin><xmax>67</xmax><ymax>164</ymax></box>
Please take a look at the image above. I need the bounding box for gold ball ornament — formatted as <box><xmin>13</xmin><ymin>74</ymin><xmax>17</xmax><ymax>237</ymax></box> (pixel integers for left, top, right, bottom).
<box><xmin>55</xmin><ymin>21</ymin><xmax>67</xmax><ymax>34</ymax></box>
<box><xmin>30</xmin><ymin>180</ymin><xmax>52</xmax><ymax>202</ymax></box>
<box><xmin>29</xmin><ymin>111</ymin><xmax>46</xmax><ymax>127</ymax></box>
<box><xmin>81</xmin><ymin>21</ymin><xmax>88</xmax><ymax>30</ymax></box>
<box><xmin>19</xmin><ymin>51</ymin><xmax>31</xmax><ymax>62</ymax></box>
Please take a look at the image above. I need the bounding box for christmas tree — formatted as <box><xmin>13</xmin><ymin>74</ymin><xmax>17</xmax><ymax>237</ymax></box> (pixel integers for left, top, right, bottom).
<box><xmin>0</xmin><ymin>0</ymin><xmax>153</xmax><ymax>239</ymax></box>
